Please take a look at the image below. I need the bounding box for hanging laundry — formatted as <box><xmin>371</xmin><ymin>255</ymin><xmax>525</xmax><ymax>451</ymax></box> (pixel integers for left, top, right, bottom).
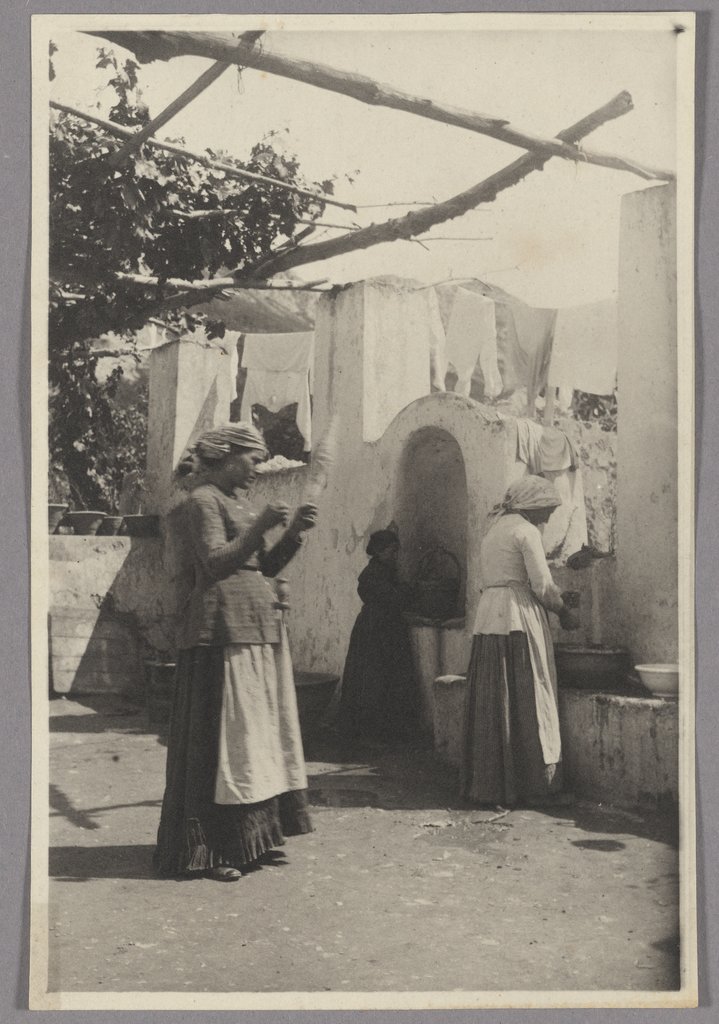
<box><xmin>240</xmin><ymin>332</ymin><xmax>314</xmax><ymax>450</ymax></box>
<box><xmin>427</xmin><ymin>288</ymin><xmax>447</xmax><ymax>391</ymax></box>
<box><xmin>515</xmin><ymin>419</ymin><xmax>577</xmax><ymax>475</ymax></box>
<box><xmin>548</xmin><ymin>299</ymin><xmax>618</xmax><ymax>396</ymax></box>
<box><xmin>509</xmin><ymin>305</ymin><xmax>557</xmax><ymax>412</ymax></box>
<box><xmin>515</xmin><ymin>418</ymin><xmax>544</xmax><ymax>473</ymax></box>
<box><xmin>445</xmin><ymin>288</ymin><xmax>502</xmax><ymax>399</ymax></box>
<box><xmin>514</xmin><ymin>419</ymin><xmax>586</xmax><ymax>560</ymax></box>
<box><xmin>542</xmin><ymin>467</ymin><xmax>589</xmax><ymax>563</ymax></box>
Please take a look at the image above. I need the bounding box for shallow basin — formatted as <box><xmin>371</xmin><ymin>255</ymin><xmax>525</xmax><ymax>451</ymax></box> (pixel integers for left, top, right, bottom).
<box><xmin>62</xmin><ymin>511</ymin><xmax>106</xmax><ymax>536</ymax></box>
<box><xmin>635</xmin><ymin>663</ymin><xmax>679</xmax><ymax>699</ymax></box>
<box><xmin>294</xmin><ymin>672</ymin><xmax>339</xmax><ymax>734</ymax></box>
<box><xmin>555</xmin><ymin>644</ymin><xmax>631</xmax><ymax>691</ymax></box>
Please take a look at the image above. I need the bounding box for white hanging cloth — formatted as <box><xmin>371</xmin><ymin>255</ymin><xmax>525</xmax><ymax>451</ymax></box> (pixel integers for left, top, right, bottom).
<box><xmin>240</xmin><ymin>332</ymin><xmax>314</xmax><ymax>450</ymax></box>
<box><xmin>548</xmin><ymin>299</ymin><xmax>618</xmax><ymax>396</ymax></box>
<box><xmin>427</xmin><ymin>288</ymin><xmax>448</xmax><ymax>391</ymax></box>
<box><xmin>445</xmin><ymin>288</ymin><xmax>502</xmax><ymax>399</ymax></box>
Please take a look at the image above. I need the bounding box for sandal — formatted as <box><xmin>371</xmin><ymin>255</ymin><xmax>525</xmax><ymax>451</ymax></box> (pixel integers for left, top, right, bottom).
<box><xmin>207</xmin><ymin>865</ymin><xmax>242</xmax><ymax>882</ymax></box>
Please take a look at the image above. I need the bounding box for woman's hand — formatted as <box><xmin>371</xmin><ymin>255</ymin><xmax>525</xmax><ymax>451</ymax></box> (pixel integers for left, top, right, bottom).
<box><xmin>257</xmin><ymin>502</ymin><xmax>290</xmax><ymax>533</ymax></box>
<box><xmin>288</xmin><ymin>503</ymin><xmax>318</xmax><ymax>537</ymax></box>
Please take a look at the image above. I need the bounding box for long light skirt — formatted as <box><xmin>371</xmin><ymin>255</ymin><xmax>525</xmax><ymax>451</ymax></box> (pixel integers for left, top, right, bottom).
<box><xmin>460</xmin><ymin>632</ymin><xmax>563</xmax><ymax>807</ymax></box>
<box><xmin>154</xmin><ymin>641</ymin><xmax>312</xmax><ymax>877</ymax></box>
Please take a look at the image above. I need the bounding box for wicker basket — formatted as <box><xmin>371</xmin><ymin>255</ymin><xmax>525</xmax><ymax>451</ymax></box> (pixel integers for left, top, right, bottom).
<box><xmin>414</xmin><ymin>547</ymin><xmax>461</xmax><ymax>621</ymax></box>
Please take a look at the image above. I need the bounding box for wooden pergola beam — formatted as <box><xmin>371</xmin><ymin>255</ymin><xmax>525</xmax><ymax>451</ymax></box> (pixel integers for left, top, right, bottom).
<box><xmin>114</xmin><ymin>271</ymin><xmax>329</xmax><ymax>293</ymax></box>
<box><xmin>105</xmin><ymin>31</ymin><xmax>266</xmax><ymax>169</ymax></box>
<box><xmin>50</xmin><ymin>100</ymin><xmax>357</xmax><ymax>213</ymax></box>
<box><xmin>87</xmin><ymin>29</ymin><xmax>674</xmax><ymax>183</ymax></box>
<box><xmin>244</xmin><ymin>91</ymin><xmax>635</xmax><ymax>279</ymax></box>
<box><xmin>106</xmin><ymin>59</ymin><xmax>232</xmax><ymax>168</ymax></box>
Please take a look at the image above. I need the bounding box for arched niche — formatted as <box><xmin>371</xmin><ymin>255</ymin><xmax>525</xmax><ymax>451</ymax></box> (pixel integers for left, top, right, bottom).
<box><xmin>395</xmin><ymin>426</ymin><xmax>468</xmax><ymax>614</ymax></box>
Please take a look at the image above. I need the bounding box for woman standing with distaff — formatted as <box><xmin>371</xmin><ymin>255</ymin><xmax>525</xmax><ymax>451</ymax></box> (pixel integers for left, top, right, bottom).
<box><xmin>154</xmin><ymin>423</ymin><xmax>317</xmax><ymax>881</ymax></box>
<box><xmin>461</xmin><ymin>475</ymin><xmax>578</xmax><ymax>808</ymax></box>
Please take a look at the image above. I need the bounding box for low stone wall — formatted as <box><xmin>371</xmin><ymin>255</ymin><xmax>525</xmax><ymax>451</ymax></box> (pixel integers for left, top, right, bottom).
<box><xmin>432</xmin><ymin>674</ymin><xmax>678</xmax><ymax>811</ymax></box>
<box><xmin>559</xmin><ymin>689</ymin><xmax>678</xmax><ymax>811</ymax></box>
<box><xmin>48</xmin><ymin>536</ymin><xmax>177</xmax><ymax>695</ymax></box>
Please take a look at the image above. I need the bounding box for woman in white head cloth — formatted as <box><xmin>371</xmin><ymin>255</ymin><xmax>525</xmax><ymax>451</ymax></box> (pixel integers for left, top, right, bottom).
<box><xmin>154</xmin><ymin>423</ymin><xmax>318</xmax><ymax>881</ymax></box>
<box><xmin>461</xmin><ymin>475</ymin><xmax>579</xmax><ymax>808</ymax></box>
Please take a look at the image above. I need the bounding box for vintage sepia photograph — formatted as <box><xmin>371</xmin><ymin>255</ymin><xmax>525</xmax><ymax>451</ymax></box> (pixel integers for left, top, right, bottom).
<box><xmin>30</xmin><ymin>12</ymin><xmax>696</xmax><ymax>1011</ymax></box>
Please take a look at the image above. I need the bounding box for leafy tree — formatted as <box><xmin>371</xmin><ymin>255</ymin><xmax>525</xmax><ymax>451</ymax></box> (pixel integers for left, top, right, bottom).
<box><xmin>49</xmin><ymin>46</ymin><xmax>335</xmax><ymax>509</ymax></box>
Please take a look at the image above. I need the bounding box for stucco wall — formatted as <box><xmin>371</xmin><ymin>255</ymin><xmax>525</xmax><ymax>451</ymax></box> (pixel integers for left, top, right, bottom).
<box><xmin>250</xmin><ymin>281</ymin><xmax>516</xmax><ymax>677</ymax></box>
<box><xmin>146</xmin><ymin>337</ymin><xmax>234</xmax><ymax>514</ymax></box>
<box><xmin>616</xmin><ymin>183</ymin><xmax>678</xmax><ymax>665</ymax></box>
<box><xmin>49</xmin><ymin>536</ymin><xmax>178</xmax><ymax>694</ymax></box>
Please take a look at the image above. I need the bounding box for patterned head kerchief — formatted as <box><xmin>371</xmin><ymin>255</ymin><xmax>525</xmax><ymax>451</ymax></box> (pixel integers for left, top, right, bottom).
<box><xmin>489</xmin><ymin>474</ymin><xmax>561</xmax><ymax>518</ymax></box>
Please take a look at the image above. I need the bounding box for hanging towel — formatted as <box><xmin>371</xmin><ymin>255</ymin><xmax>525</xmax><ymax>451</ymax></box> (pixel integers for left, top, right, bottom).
<box><xmin>515</xmin><ymin>418</ymin><xmax>545</xmax><ymax>474</ymax></box>
<box><xmin>240</xmin><ymin>332</ymin><xmax>314</xmax><ymax>450</ymax></box>
<box><xmin>445</xmin><ymin>288</ymin><xmax>502</xmax><ymax>399</ymax></box>
<box><xmin>514</xmin><ymin>419</ymin><xmax>586</xmax><ymax>561</ymax></box>
<box><xmin>548</xmin><ymin>299</ymin><xmax>618</xmax><ymax>396</ymax></box>
<box><xmin>428</xmin><ymin>288</ymin><xmax>448</xmax><ymax>391</ymax></box>
<box><xmin>542</xmin><ymin>467</ymin><xmax>588</xmax><ymax>563</ymax></box>
<box><xmin>510</xmin><ymin>305</ymin><xmax>557</xmax><ymax>411</ymax></box>
<box><xmin>515</xmin><ymin>420</ymin><xmax>577</xmax><ymax>474</ymax></box>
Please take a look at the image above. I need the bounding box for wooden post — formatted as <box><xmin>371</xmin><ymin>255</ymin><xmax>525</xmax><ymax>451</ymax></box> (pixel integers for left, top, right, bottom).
<box><xmin>87</xmin><ymin>30</ymin><xmax>673</xmax><ymax>183</ymax></box>
<box><xmin>247</xmin><ymin>93</ymin><xmax>638</xmax><ymax>280</ymax></box>
<box><xmin>107</xmin><ymin>60</ymin><xmax>232</xmax><ymax>168</ymax></box>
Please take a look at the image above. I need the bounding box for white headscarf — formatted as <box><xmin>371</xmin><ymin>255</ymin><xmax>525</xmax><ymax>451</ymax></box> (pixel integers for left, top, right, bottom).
<box><xmin>490</xmin><ymin>474</ymin><xmax>561</xmax><ymax>518</ymax></box>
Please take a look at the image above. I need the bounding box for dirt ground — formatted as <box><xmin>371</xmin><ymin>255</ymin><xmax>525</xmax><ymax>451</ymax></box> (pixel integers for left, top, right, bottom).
<box><xmin>47</xmin><ymin>695</ymin><xmax>680</xmax><ymax>996</ymax></box>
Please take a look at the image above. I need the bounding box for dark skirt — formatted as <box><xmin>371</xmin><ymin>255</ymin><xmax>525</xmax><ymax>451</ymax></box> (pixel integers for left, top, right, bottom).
<box><xmin>460</xmin><ymin>631</ymin><xmax>563</xmax><ymax>807</ymax></box>
<box><xmin>336</xmin><ymin>605</ymin><xmax>418</xmax><ymax>740</ymax></box>
<box><xmin>154</xmin><ymin>646</ymin><xmax>312</xmax><ymax>877</ymax></box>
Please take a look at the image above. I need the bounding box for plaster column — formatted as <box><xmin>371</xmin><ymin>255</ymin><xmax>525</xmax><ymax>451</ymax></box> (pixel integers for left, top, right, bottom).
<box><xmin>616</xmin><ymin>183</ymin><xmax>678</xmax><ymax>664</ymax></box>
<box><xmin>312</xmin><ymin>277</ymin><xmax>431</xmax><ymax>446</ymax></box>
<box><xmin>145</xmin><ymin>336</ymin><xmax>234</xmax><ymax>514</ymax></box>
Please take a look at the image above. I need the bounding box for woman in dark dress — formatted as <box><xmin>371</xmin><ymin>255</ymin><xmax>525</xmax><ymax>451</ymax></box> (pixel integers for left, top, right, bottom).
<box><xmin>337</xmin><ymin>530</ymin><xmax>417</xmax><ymax>742</ymax></box>
<box><xmin>154</xmin><ymin>422</ymin><xmax>318</xmax><ymax>881</ymax></box>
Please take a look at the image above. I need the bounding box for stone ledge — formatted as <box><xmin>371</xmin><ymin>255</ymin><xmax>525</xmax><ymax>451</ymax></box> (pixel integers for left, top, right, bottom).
<box><xmin>431</xmin><ymin>676</ymin><xmax>679</xmax><ymax>812</ymax></box>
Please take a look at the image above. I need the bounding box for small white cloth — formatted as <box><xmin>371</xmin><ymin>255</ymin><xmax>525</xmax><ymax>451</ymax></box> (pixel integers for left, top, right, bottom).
<box><xmin>240</xmin><ymin>332</ymin><xmax>314</xmax><ymax>449</ymax></box>
<box><xmin>427</xmin><ymin>288</ymin><xmax>448</xmax><ymax>391</ymax></box>
<box><xmin>542</xmin><ymin>467</ymin><xmax>589</xmax><ymax>562</ymax></box>
<box><xmin>446</xmin><ymin>288</ymin><xmax>502</xmax><ymax>399</ymax></box>
<box><xmin>548</xmin><ymin>299</ymin><xmax>618</xmax><ymax>396</ymax></box>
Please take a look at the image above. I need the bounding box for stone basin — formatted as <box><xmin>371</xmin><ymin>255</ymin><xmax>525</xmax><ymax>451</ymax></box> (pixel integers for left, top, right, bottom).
<box><xmin>554</xmin><ymin>644</ymin><xmax>638</xmax><ymax>694</ymax></box>
<box><xmin>294</xmin><ymin>671</ymin><xmax>339</xmax><ymax>734</ymax></box>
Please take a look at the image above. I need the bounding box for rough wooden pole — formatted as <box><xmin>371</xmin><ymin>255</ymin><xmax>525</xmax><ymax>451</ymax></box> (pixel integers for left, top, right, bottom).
<box><xmin>106</xmin><ymin>59</ymin><xmax>232</xmax><ymax>168</ymax></box>
<box><xmin>50</xmin><ymin>100</ymin><xmax>357</xmax><ymax>213</ymax></box>
<box><xmin>87</xmin><ymin>29</ymin><xmax>674</xmax><ymax>182</ymax></box>
<box><xmin>246</xmin><ymin>92</ymin><xmax>636</xmax><ymax>279</ymax></box>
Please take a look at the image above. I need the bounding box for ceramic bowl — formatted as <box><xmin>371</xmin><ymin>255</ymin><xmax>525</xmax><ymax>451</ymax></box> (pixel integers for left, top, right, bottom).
<box><xmin>62</xmin><ymin>511</ymin><xmax>106</xmax><ymax>536</ymax></box>
<box><xmin>554</xmin><ymin>644</ymin><xmax>630</xmax><ymax>690</ymax></box>
<box><xmin>634</xmin><ymin>663</ymin><xmax>679</xmax><ymax>698</ymax></box>
<box><xmin>48</xmin><ymin>503</ymin><xmax>69</xmax><ymax>534</ymax></box>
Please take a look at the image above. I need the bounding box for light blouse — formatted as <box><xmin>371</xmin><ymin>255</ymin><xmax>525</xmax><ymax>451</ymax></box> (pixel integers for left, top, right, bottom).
<box><xmin>472</xmin><ymin>513</ymin><xmax>563</xmax><ymax>635</ymax></box>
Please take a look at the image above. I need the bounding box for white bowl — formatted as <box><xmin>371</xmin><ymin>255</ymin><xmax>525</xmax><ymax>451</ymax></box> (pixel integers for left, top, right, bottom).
<box><xmin>635</xmin><ymin>663</ymin><xmax>679</xmax><ymax>698</ymax></box>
